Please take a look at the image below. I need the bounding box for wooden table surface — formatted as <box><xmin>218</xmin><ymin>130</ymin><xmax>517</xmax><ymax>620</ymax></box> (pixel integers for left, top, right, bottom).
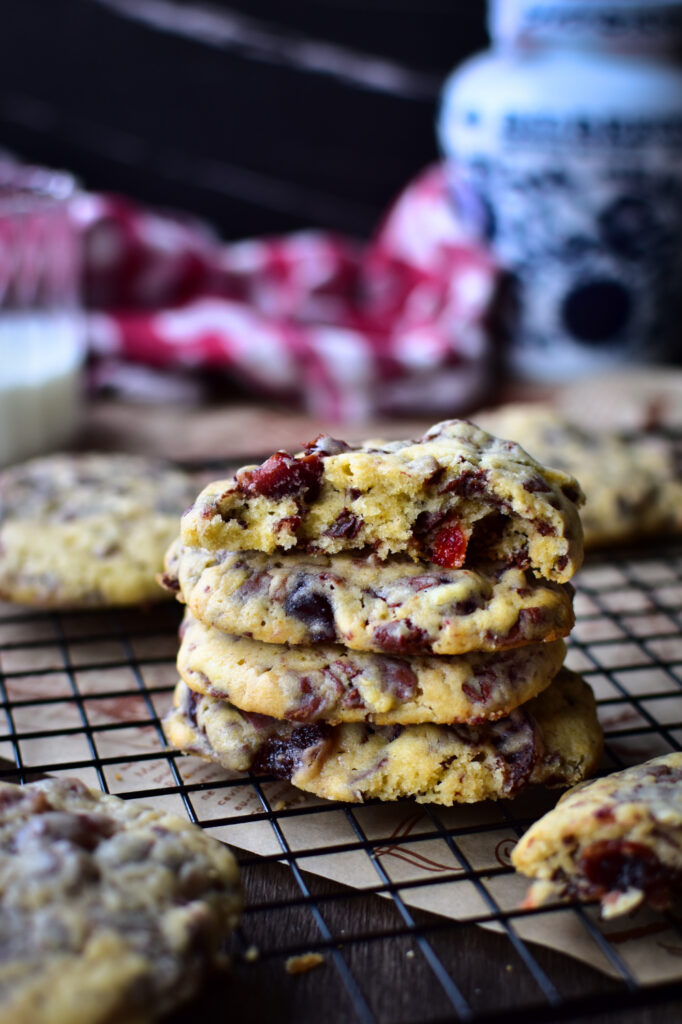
<box><xmin>76</xmin><ymin>389</ymin><xmax>682</xmax><ymax>1024</ymax></box>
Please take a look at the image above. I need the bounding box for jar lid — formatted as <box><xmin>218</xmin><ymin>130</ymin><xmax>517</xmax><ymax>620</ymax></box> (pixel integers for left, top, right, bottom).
<box><xmin>489</xmin><ymin>0</ymin><xmax>682</xmax><ymax>48</ymax></box>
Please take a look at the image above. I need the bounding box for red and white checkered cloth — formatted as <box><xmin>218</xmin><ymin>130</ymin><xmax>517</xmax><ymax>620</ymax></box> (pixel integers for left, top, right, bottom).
<box><xmin>75</xmin><ymin>165</ymin><xmax>500</xmax><ymax>421</ymax></box>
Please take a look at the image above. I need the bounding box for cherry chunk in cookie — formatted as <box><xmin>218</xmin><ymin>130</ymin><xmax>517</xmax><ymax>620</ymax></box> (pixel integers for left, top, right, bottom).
<box><xmin>512</xmin><ymin>752</ymin><xmax>682</xmax><ymax>918</ymax></box>
<box><xmin>182</xmin><ymin>420</ymin><xmax>584</xmax><ymax>583</ymax></box>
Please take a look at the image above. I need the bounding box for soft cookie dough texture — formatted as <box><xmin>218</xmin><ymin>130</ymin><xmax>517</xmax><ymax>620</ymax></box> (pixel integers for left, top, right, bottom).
<box><xmin>166</xmin><ymin>670</ymin><xmax>602</xmax><ymax>805</ymax></box>
<box><xmin>0</xmin><ymin>776</ymin><xmax>241</xmax><ymax>1024</ymax></box>
<box><xmin>0</xmin><ymin>453</ymin><xmax>196</xmax><ymax>607</ymax></box>
<box><xmin>476</xmin><ymin>404</ymin><xmax>682</xmax><ymax>548</ymax></box>
<box><xmin>178</xmin><ymin>613</ymin><xmax>567</xmax><ymax>726</ymax></box>
<box><xmin>163</xmin><ymin>542</ymin><xmax>575</xmax><ymax>656</ymax></box>
<box><xmin>512</xmin><ymin>753</ymin><xmax>682</xmax><ymax>918</ymax></box>
<box><xmin>182</xmin><ymin>420</ymin><xmax>584</xmax><ymax>583</ymax></box>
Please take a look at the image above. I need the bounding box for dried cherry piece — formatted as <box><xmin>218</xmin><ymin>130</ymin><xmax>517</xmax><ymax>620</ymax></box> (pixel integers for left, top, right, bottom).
<box><xmin>431</xmin><ymin>524</ymin><xmax>468</xmax><ymax>569</ymax></box>
<box><xmin>237</xmin><ymin>451</ymin><xmax>323</xmax><ymax>502</ymax></box>
<box><xmin>579</xmin><ymin>840</ymin><xmax>678</xmax><ymax>906</ymax></box>
<box><xmin>326</xmin><ymin>509</ymin><xmax>363</xmax><ymax>539</ymax></box>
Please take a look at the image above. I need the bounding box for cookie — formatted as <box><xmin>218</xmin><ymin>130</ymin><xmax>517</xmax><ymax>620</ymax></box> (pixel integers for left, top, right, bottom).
<box><xmin>163</xmin><ymin>542</ymin><xmax>575</xmax><ymax>656</ymax></box>
<box><xmin>0</xmin><ymin>453</ymin><xmax>196</xmax><ymax>607</ymax></box>
<box><xmin>181</xmin><ymin>420</ymin><xmax>584</xmax><ymax>583</ymax></box>
<box><xmin>165</xmin><ymin>669</ymin><xmax>601</xmax><ymax>805</ymax></box>
<box><xmin>178</xmin><ymin>614</ymin><xmax>566</xmax><ymax>726</ymax></box>
<box><xmin>476</xmin><ymin>404</ymin><xmax>682</xmax><ymax>548</ymax></box>
<box><xmin>0</xmin><ymin>777</ymin><xmax>241</xmax><ymax>1023</ymax></box>
<box><xmin>512</xmin><ymin>753</ymin><xmax>682</xmax><ymax>918</ymax></box>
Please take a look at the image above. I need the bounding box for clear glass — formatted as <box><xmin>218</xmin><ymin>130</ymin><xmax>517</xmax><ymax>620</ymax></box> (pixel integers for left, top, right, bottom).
<box><xmin>0</xmin><ymin>159</ymin><xmax>83</xmax><ymax>467</ymax></box>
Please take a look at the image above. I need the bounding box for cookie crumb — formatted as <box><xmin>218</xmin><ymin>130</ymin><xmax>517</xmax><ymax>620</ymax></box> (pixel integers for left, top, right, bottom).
<box><xmin>244</xmin><ymin>945</ymin><xmax>260</xmax><ymax>963</ymax></box>
<box><xmin>406</xmin><ymin>950</ymin><xmax>415</xmax><ymax>959</ymax></box>
<box><xmin>285</xmin><ymin>953</ymin><xmax>325</xmax><ymax>975</ymax></box>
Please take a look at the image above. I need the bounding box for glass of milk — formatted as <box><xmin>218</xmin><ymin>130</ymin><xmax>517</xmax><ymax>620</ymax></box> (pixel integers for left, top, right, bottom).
<box><xmin>0</xmin><ymin>160</ymin><xmax>83</xmax><ymax>467</ymax></box>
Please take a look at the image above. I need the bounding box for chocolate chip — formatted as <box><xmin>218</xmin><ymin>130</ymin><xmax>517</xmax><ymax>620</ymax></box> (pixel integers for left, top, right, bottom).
<box><xmin>251</xmin><ymin>724</ymin><xmax>332</xmax><ymax>780</ymax></box>
<box><xmin>283</xmin><ymin>581</ymin><xmax>337</xmax><ymax>642</ymax></box>
<box><xmin>523</xmin><ymin>475</ymin><xmax>551</xmax><ymax>493</ymax></box>
<box><xmin>372</xmin><ymin>619</ymin><xmax>431</xmax><ymax>654</ymax></box>
<box><xmin>234</xmin><ymin>572</ymin><xmax>271</xmax><ymax>602</ymax></box>
<box><xmin>303</xmin><ymin>435</ymin><xmax>352</xmax><ymax>457</ymax></box>
<box><xmin>378</xmin><ymin>658</ymin><xmax>418</xmax><ymax>701</ymax></box>
<box><xmin>438</xmin><ymin>468</ymin><xmax>489</xmax><ymax>497</ymax></box>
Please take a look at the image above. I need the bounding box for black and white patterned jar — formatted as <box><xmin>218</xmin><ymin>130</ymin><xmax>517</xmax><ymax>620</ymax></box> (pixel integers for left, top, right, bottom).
<box><xmin>438</xmin><ymin>0</ymin><xmax>682</xmax><ymax>379</ymax></box>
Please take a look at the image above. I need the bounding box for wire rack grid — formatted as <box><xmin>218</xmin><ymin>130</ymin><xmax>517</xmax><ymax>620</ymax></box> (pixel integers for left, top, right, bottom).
<box><xmin>0</xmin><ymin>531</ymin><xmax>682</xmax><ymax>1023</ymax></box>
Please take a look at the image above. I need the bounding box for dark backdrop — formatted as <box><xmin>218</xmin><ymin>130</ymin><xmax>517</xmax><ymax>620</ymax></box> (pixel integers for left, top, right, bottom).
<box><xmin>0</xmin><ymin>0</ymin><xmax>487</xmax><ymax>238</ymax></box>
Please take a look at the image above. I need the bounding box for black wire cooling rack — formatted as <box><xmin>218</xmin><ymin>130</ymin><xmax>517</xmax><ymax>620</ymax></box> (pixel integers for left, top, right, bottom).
<box><xmin>1</xmin><ymin>538</ymin><xmax>682</xmax><ymax>1023</ymax></box>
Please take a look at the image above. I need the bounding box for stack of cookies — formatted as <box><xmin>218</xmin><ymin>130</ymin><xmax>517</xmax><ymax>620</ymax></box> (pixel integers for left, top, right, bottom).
<box><xmin>163</xmin><ymin>420</ymin><xmax>602</xmax><ymax>805</ymax></box>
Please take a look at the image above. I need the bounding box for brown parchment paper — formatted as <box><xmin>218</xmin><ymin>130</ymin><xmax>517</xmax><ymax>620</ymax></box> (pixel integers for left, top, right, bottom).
<box><xmin>1</xmin><ymin>552</ymin><xmax>682</xmax><ymax>986</ymax></box>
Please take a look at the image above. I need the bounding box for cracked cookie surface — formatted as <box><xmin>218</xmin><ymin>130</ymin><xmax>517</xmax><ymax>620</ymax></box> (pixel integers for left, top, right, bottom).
<box><xmin>164</xmin><ymin>542</ymin><xmax>575</xmax><ymax>656</ymax></box>
<box><xmin>0</xmin><ymin>453</ymin><xmax>196</xmax><ymax>607</ymax></box>
<box><xmin>0</xmin><ymin>777</ymin><xmax>241</xmax><ymax>1024</ymax></box>
<box><xmin>512</xmin><ymin>753</ymin><xmax>682</xmax><ymax>918</ymax></box>
<box><xmin>178</xmin><ymin>614</ymin><xmax>566</xmax><ymax>726</ymax></box>
<box><xmin>181</xmin><ymin>420</ymin><xmax>584</xmax><ymax>583</ymax></box>
<box><xmin>165</xmin><ymin>670</ymin><xmax>601</xmax><ymax>805</ymax></box>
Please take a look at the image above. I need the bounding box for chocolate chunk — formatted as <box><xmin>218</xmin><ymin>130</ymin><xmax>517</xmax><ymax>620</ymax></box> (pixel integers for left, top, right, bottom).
<box><xmin>378</xmin><ymin>659</ymin><xmax>418</xmax><ymax>702</ymax></box>
<box><xmin>372</xmin><ymin>619</ymin><xmax>431</xmax><ymax>654</ymax></box>
<box><xmin>283</xmin><ymin>581</ymin><xmax>337</xmax><ymax>642</ymax></box>
<box><xmin>438</xmin><ymin>468</ymin><xmax>489</xmax><ymax>497</ymax></box>
<box><xmin>461</xmin><ymin>670</ymin><xmax>496</xmax><ymax>706</ymax></box>
<box><xmin>303</xmin><ymin>435</ymin><xmax>352</xmax><ymax>457</ymax></box>
<box><xmin>287</xmin><ymin>677</ymin><xmax>328</xmax><ymax>722</ymax></box>
<box><xmin>158</xmin><ymin>572</ymin><xmax>180</xmax><ymax>594</ymax></box>
<box><xmin>234</xmin><ymin>572</ymin><xmax>271</xmax><ymax>602</ymax></box>
<box><xmin>15</xmin><ymin>811</ymin><xmax>116</xmax><ymax>852</ymax></box>
<box><xmin>523</xmin><ymin>475</ymin><xmax>551</xmax><ymax>493</ymax></box>
<box><xmin>490</xmin><ymin>710</ymin><xmax>538</xmax><ymax>796</ymax></box>
<box><xmin>534</xmin><ymin>519</ymin><xmax>557</xmax><ymax>537</ymax></box>
<box><xmin>251</xmin><ymin>724</ymin><xmax>332</xmax><ymax>780</ymax></box>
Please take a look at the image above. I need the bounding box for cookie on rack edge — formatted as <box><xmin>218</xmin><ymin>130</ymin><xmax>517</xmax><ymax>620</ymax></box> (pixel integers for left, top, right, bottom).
<box><xmin>512</xmin><ymin>753</ymin><xmax>682</xmax><ymax>918</ymax></box>
<box><xmin>475</xmin><ymin>404</ymin><xmax>682</xmax><ymax>549</ymax></box>
<box><xmin>0</xmin><ymin>776</ymin><xmax>241</xmax><ymax>1023</ymax></box>
<box><xmin>0</xmin><ymin>453</ymin><xmax>196</xmax><ymax>607</ymax></box>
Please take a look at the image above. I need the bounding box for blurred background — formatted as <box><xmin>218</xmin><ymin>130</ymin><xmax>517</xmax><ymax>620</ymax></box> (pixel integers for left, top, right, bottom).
<box><xmin>1</xmin><ymin>0</ymin><xmax>681</xmax><ymax>463</ymax></box>
<box><xmin>0</xmin><ymin>0</ymin><xmax>485</xmax><ymax>237</ymax></box>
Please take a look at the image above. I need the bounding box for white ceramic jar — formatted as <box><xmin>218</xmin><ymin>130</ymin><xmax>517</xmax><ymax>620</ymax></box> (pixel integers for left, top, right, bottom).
<box><xmin>438</xmin><ymin>0</ymin><xmax>682</xmax><ymax>380</ymax></box>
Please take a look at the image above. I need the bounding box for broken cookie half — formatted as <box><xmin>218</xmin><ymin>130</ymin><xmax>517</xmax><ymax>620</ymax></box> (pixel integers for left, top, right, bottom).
<box><xmin>512</xmin><ymin>752</ymin><xmax>682</xmax><ymax>918</ymax></box>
